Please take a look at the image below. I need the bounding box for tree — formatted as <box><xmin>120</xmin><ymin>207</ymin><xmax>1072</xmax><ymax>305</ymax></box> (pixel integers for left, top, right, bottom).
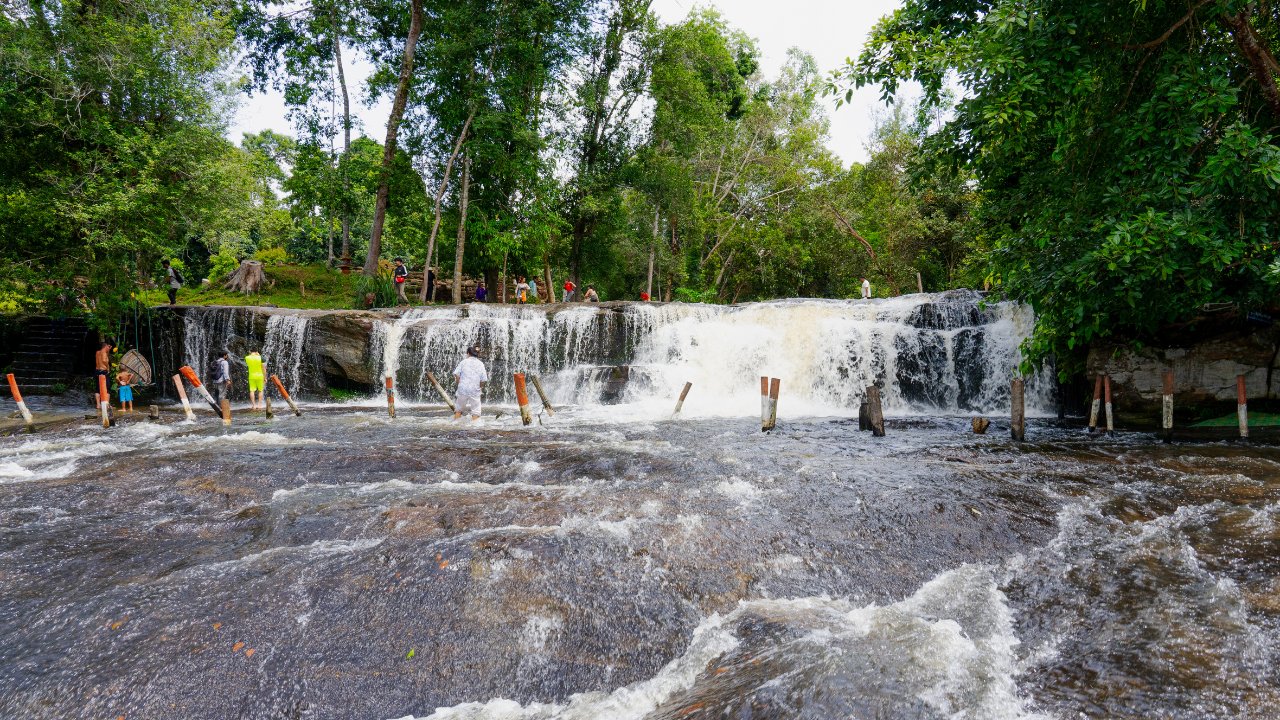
<box><xmin>841</xmin><ymin>0</ymin><xmax>1280</xmax><ymax>370</ymax></box>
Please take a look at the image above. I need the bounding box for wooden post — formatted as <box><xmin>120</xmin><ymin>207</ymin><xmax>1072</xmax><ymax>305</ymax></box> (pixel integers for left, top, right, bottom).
<box><xmin>179</xmin><ymin>365</ymin><xmax>221</xmax><ymax>415</ymax></box>
<box><xmin>6</xmin><ymin>374</ymin><xmax>34</xmax><ymax>429</ymax></box>
<box><xmin>972</xmin><ymin>417</ymin><xmax>990</xmax><ymax>434</ymax></box>
<box><xmin>148</xmin><ymin>405</ymin><xmax>159</xmax><ymax>421</ymax></box>
<box><xmin>858</xmin><ymin>401</ymin><xmax>870</xmax><ymax>431</ymax></box>
<box><xmin>916</xmin><ymin>271</ymin><xmax>924</xmax><ymax>294</ymax></box>
<box><xmin>220</xmin><ymin>398</ymin><xmax>231</xmax><ymax>427</ymax></box>
<box><xmin>1088</xmin><ymin>374</ymin><xmax>1102</xmax><ymax>433</ymax></box>
<box><xmin>1010</xmin><ymin>378</ymin><xmax>1025</xmax><ymax>441</ymax></box>
<box><xmin>866</xmin><ymin>385</ymin><xmax>885</xmax><ymax>437</ymax></box>
<box><xmin>98</xmin><ymin>374</ymin><xmax>111</xmax><ymax>429</ymax></box>
<box><xmin>384</xmin><ymin>375</ymin><xmax>396</xmax><ymax>419</ymax></box>
<box><xmin>1161</xmin><ymin>370</ymin><xmax>1174</xmax><ymax>444</ymax></box>
<box><xmin>172</xmin><ymin>374</ymin><xmax>196</xmax><ymax>421</ymax></box>
<box><xmin>1103</xmin><ymin>374</ymin><xmax>1114</xmax><ymax>434</ymax></box>
<box><xmin>672</xmin><ymin>381</ymin><xmax>692</xmax><ymax>417</ymax></box>
<box><xmin>1237</xmin><ymin>374</ymin><xmax>1249</xmax><ymax>440</ymax></box>
<box><xmin>530</xmin><ymin>375</ymin><xmax>555</xmax><ymax>416</ymax></box>
<box><xmin>514</xmin><ymin>373</ymin><xmax>532</xmax><ymax>426</ymax></box>
<box><xmin>270</xmin><ymin>374</ymin><xmax>302</xmax><ymax>416</ymax></box>
<box><xmin>426</xmin><ymin>372</ymin><xmax>456</xmax><ymax>411</ymax></box>
<box><xmin>263</xmin><ymin>386</ymin><xmax>274</xmax><ymax>419</ymax></box>
<box><xmin>762</xmin><ymin>377</ymin><xmax>780</xmax><ymax>432</ymax></box>
<box><xmin>759</xmin><ymin>376</ymin><xmax>770</xmax><ymax>431</ymax></box>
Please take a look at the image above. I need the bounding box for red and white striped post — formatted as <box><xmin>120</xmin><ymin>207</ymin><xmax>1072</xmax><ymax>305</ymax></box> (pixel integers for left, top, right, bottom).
<box><xmin>6</xmin><ymin>373</ymin><xmax>34</xmax><ymax>429</ymax></box>
<box><xmin>172</xmin><ymin>374</ymin><xmax>196</xmax><ymax>421</ymax></box>
<box><xmin>270</xmin><ymin>374</ymin><xmax>302</xmax><ymax>416</ymax></box>
<box><xmin>1237</xmin><ymin>374</ymin><xmax>1249</xmax><ymax>440</ymax></box>
<box><xmin>385</xmin><ymin>375</ymin><xmax>396</xmax><ymax>419</ymax></box>
<box><xmin>1161</xmin><ymin>370</ymin><xmax>1174</xmax><ymax>444</ymax></box>
<box><xmin>671</xmin><ymin>381</ymin><xmax>692</xmax><ymax>418</ymax></box>
<box><xmin>1088</xmin><ymin>374</ymin><xmax>1103</xmax><ymax>433</ymax></box>
<box><xmin>514</xmin><ymin>373</ymin><xmax>533</xmax><ymax>426</ymax></box>
<box><xmin>1103</xmin><ymin>374</ymin><xmax>1114</xmax><ymax>434</ymax></box>
<box><xmin>179</xmin><ymin>365</ymin><xmax>221</xmax><ymax>415</ymax></box>
<box><xmin>97</xmin><ymin>374</ymin><xmax>111</xmax><ymax>429</ymax></box>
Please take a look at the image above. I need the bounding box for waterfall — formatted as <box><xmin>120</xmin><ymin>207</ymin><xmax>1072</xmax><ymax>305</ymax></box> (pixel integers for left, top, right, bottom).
<box><xmin>371</xmin><ymin>292</ymin><xmax>1052</xmax><ymax>415</ymax></box>
<box><xmin>262</xmin><ymin>314</ymin><xmax>311</xmax><ymax>393</ymax></box>
<box><xmin>182</xmin><ymin>307</ymin><xmax>258</xmax><ymax>382</ymax></box>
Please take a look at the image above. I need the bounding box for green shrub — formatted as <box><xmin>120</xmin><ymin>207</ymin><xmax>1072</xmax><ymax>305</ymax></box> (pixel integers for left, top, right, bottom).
<box><xmin>353</xmin><ymin>273</ymin><xmax>398</xmax><ymax>308</ymax></box>
<box><xmin>207</xmin><ymin>249</ymin><xmax>240</xmax><ymax>282</ymax></box>
<box><xmin>328</xmin><ymin>387</ymin><xmax>360</xmax><ymax>401</ymax></box>
<box><xmin>674</xmin><ymin>287</ymin><xmax>718</xmax><ymax>304</ymax></box>
<box><xmin>50</xmin><ymin>382</ymin><xmax>67</xmax><ymax>395</ymax></box>
<box><xmin>254</xmin><ymin>247</ymin><xmax>289</xmax><ymax>266</ymax></box>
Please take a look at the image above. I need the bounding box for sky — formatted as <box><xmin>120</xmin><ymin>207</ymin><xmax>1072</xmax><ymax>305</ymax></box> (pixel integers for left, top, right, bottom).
<box><xmin>227</xmin><ymin>0</ymin><xmax>903</xmax><ymax>166</ymax></box>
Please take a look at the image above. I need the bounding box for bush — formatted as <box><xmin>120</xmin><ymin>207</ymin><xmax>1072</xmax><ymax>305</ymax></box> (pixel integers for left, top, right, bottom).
<box><xmin>253</xmin><ymin>247</ymin><xmax>289</xmax><ymax>266</ymax></box>
<box><xmin>207</xmin><ymin>249</ymin><xmax>240</xmax><ymax>282</ymax></box>
<box><xmin>353</xmin><ymin>273</ymin><xmax>398</xmax><ymax>308</ymax></box>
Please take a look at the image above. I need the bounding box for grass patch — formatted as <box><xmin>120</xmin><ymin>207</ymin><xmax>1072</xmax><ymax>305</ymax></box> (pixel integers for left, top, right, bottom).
<box><xmin>140</xmin><ymin>264</ymin><xmax>372</xmax><ymax>310</ymax></box>
<box><xmin>328</xmin><ymin>387</ymin><xmax>362</xmax><ymax>401</ymax></box>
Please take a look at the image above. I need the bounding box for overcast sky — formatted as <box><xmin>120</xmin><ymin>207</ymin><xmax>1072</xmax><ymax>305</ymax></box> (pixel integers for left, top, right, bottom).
<box><xmin>227</xmin><ymin>0</ymin><xmax>903</xmax><ymax>165</ymax></box>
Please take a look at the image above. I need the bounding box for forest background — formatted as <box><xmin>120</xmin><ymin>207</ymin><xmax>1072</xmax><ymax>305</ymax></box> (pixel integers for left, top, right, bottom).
<box><xmin>4</xmin><ymin>0</ymin><xmax>1280</xmax><ymax>372</ymax></box>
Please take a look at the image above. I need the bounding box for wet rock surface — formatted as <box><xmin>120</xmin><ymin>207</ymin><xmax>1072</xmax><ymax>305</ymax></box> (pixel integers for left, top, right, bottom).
<box><xmin>1</xmin><ymin>407</ymin><xmax>1278</xmax><ymax>719</ymax></box>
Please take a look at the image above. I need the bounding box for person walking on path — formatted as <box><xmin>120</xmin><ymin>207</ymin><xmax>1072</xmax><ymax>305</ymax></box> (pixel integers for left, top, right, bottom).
<box><xmin>393</xmin><ymin>258</ymin><xmax>409</xmax><ymax>304</ymax></box>
<box><xmin>452</xmin><ymin>345</ymin><xmax>489</xmax><ymax>421</ymax></box>
<box><xmin>515</xmin><ymin>276</ymin><xmax>530</xmax><ymax>304</ymax></box>
<box><xmin>584</xmin><ymin>285</ymin><xmax>599</xmax><ymax>303</ymax></box>
<box><xmin>163</xmin><ymin>260</ymin><xmax>182</xmax><ymax>305</ymax></box>
<box><xmin>116</xmin><ymin>368</ymin><xmax>135</xmax><ymax>413</ymax></box>
<box><xmin>528</xmin><ymin>277</ymin><xmax>538</xmax><ymax>303</ymax></box>
<box><xmin>212</xmin><ymin>351</ymin><xmax>232</xmax><ymax>406</ymax></box>
<box><xmin>860</xmin><ymin>277</ymin><xmax>872</xmax><ymax>300</ymax></box>
<box><xmin>563</xmin><ymin>279</ymin><xmax>575</xmax><ymax>302</ymax></box>
<box><xmin>95</xmin><ymin>342</ymin><xmax>113</xmax><ymax>384</ymax></box>
<box><xmin>245</xmin><ymin>349</ymin><xmax>265</xmax><ymax>410</ymax></box>
<box><xmin>475</xmin><ymin>281</ymin><xmax>487</xmax><ymax>302</ymax></box>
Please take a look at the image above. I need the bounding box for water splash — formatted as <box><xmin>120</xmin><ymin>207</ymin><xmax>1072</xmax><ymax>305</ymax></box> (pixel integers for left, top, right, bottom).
<box><xmin>262</xmin><ymin>314</ymin><xmax>311</xmax><ymax>393</ymax></box>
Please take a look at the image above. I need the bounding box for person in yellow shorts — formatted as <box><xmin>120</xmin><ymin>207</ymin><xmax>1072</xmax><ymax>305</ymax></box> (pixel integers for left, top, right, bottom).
<box><xmin>245</xmin><ymin>349</ymin><xmax>265</xmax><ymax>410</ymax></box>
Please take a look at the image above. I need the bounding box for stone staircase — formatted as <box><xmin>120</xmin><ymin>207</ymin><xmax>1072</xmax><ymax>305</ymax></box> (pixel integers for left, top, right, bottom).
<box><xmin>3</xmin><ymin>317</ymin><xmax>92</xmax><ymax>395</ymax></box>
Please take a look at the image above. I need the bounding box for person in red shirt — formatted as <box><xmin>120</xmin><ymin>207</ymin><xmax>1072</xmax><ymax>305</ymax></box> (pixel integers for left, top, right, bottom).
<box><xmin>640</xmin><ymin>291</ymin><xmax>650</xmax><ymax>301</ymax></box>
<box><xmin>563</xmin><ymin>279</ymin><xmax>576</xmax><ymax>302</ymax></box>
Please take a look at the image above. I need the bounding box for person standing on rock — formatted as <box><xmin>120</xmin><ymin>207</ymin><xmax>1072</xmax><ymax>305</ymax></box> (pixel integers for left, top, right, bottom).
<box><xmin>475</xmin><ymin>280</ymin><xmax>487</xmax><ymax>302</ymax></box>
<box><xmin>162</xmin><ymin>260</ymin><xmax>183</xmax><ymax>305</ymax></box>
<box><xmin>528</xmin><ymin>276</ymin><xmax>538</xmax><ymax>304</ymax></box>
<box><xmin>393</xmin><ymin>258</ymin><xmax>409</xmax><ymax>305</ymax></box>
<box><xmin>563</xmin><ymin>279</ymin><xmax>575</xmax><ymax>302</ymax></box>
<box><xmin>452</xmin><ymin>345</ymin><xmax>489</xmax><ymax>422</ymax></box>
<box><xmin>116</xmin><ymin>368</ymin><xmax>135</xmax><ymax>413</ymax></box>
<box><xmin>212</xmin><ymin>350</ymin><xmax>232</xmax><ymax>406</ymax></box>
<box><xmin>515</xmin><ymin>276</ymin><xmax>530</xmax><ymax>304</ymax></box>
<box><xmin>861</xmin><ymin>277</ymin><xmax>872</xmax><ymax>300</ymax></box>
<box><xmin>245</xmin><ymin>349</ymin><xmax>265</xmax><ymax>410</ymax></box>
<box><xmin>94</xmin><ymin>341</ymin><xmax>113</xmax><ymax>384</ymax></box>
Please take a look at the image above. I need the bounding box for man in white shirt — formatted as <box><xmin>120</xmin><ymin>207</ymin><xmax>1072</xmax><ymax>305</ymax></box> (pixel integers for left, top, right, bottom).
<box><xmin>452</xmin><ymin>346</ymin><xmax>489</xmax><ymax>420</ymax></box>
<box><xmin>860</xmin><ymin>277</ymin><xmax>872</xmax><ymax>300</ymax></box>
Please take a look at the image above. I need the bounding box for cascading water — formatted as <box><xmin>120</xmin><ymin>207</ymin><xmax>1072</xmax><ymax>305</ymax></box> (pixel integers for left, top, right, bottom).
<box><xmin>261</xmin><ymin>314</ymin><xmax>312</xmax><ymax>393</ymax></box>
<box><xmin>373</xmin><ymin>291</ymin><xmax>1051</xmax><ymax>415</ymax></box>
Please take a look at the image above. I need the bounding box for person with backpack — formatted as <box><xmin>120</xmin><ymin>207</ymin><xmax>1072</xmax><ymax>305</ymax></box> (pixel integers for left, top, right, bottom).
<box><xmin>163</xmin><ymin>260</ymin><xmax>183</xmax><ymax>305</ymax></box>
<box><xmin>212</xmin><ymin>351</ymin><xmax>232</xmax><ymax>406</ymax></box>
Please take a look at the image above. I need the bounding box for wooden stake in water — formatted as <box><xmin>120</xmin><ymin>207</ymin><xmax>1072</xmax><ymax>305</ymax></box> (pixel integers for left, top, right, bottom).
<box><xmin>1237</xmin><ymin>374</ymin><xmax>1249</xmax><ymax>440</ymax></box>
<box><xmin>6</xmin><ymin>373</ymin><xmax>34</xmax><ymax>430</ymax></box>
<box><xmin>270</xmin><ymin>374</ymin><xmax>302</xmax><ymax>416</ymax></box>
<box><xmin>761</xmin><ymin>378</ymin><xmax>780</xmax><ymax>432</ymax></box>
<box><xmin>426</xmin><ymin>372</ymin><xmax>456</xmax><ymax>411</ymax></box>
<box><xmin>759</xmin><ymin>377</ymin><xmax>770</xmax><ymax>431</ymax></box>
<box><xmin>172</xmin><ymin>374</ymin><xmax>196</xmax><ymax>421</ymax></box>
<box><xmin>514</xmin><ymin>373</ymin><xmax>533</xmax><ymax>426</ymax></box>
<box><xmin>672</xmin><ymin>381</ymin><xmax>692</xmax><ymax>418</ymax></box>
<box><xmin>530</xmin><ymin>375</ymin><xmax>555</xmax><ymax>416</ymax></box>
<box><xmin>263</xmin><ymin>384</ymin><xmax>274</xmax><ymax>419</ymax></box>
<box><xmin>1088</xmin><ymin>374</ymin><xmax>1102</xmax><ymax>433</ymax></box>
<box><xmin>148</xmin><ymin>405</ymin><xmax>159</xmax><ymax>421</ymax></box>
<box><xmin>178</xmin><ymin>365</ymin><xmax>221</xmax><ymax>415</ymax></box>
<box><xmin>1103</xmin><ymin>374</ymin><xmax>1114</xmax><ymax>434</ymax></box>
<box><xmin>1010</xmin><ymin>378</ymin><xmax>1025</xmax><ymax>441</ymax></box>
<box><xmin>220</xmin><ymin>398</ymin><xmax>231</xmax><ymax>427</ymax></box>
<box><xmin>866</xmin><ymin>385</ymin><xmax>885</xmax><ymax>437</ymax></box>
<box><xmin>98</xmin><ymin>374</ymin><xmax>111</xmax><ymax>429</ymax></box>
<box><xmin>384</xmin><ymin>376</ymin><xmax>396</xmax><ymax>419</ymax></box>
<box><xmin>1161</xmin><ymin>370</ymin><xmax>1174</xmax><ymax>444</ymax></box>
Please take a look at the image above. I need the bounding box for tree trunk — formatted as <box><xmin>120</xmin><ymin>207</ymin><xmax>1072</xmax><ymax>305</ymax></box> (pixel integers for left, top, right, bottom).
<box><xmin>335</xmin><ymin>21</ymin><xmax>352</xmax><ymax>264</ymax></box>
<box><xmin>421</xmin><ymin>114</ymin><xmax>474</xmax><ymax>300</ymax></box>
<box><xmin>543</xmin><ymin>254</ymin><xmax>555</xmax><ymax>303</ymax></box>
<box><xmin>500</xmin><ymin>252</ymin><xmax>508</xmax><ymax>303</ymax></box>
<box><xmin>452</xmin><ymin>156</ymin><xmax>471</xmax><ymax>304</ymax></box>
<box><xmin>363</xmin><ymin>0</ymin><xmax>423</xmax><ymax>276</ymax></box>
<box><xmin>647</xmin><ymin>206</ymin><xmax>657</xmax><ymax>298</ymax></box>
<box><xmin>225</xmin><ymin>261</ymin><xmax>266</xmax><ymax>294</ymax></box>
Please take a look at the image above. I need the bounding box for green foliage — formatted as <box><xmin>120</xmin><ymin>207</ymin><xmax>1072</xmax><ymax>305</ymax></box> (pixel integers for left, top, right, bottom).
<box><xmin>254</xmin><ymin>247</ymin><xmax>290</xmax><ymax>266</ymax></box>
<box><xmin>208</xmin><ymin>250</ymin><xmax>241</xmax><ymax>283</ymax></box>
<box><xmin>842</xmin><ymin>0</ymin><xmax>1280</xmax><ymax>372</ymax></box>
<box><xmin>353</xmin><ymin>273</ymin><xmax>398</xmax><ymax>308</ymax></box>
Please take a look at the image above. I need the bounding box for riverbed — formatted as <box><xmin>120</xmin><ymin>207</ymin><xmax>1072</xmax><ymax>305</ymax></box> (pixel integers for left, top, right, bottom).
<box><xmin>1</xmin><ymin>402</ymin><xmax>1276</xmax><ymax>719</ymax></box>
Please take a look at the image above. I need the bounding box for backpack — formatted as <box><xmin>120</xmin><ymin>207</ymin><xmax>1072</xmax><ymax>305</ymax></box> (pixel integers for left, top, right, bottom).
<box><xmin>172</xmin><ymin>267</ymin><xmax>184</xmax><ymax>285</ymax></box>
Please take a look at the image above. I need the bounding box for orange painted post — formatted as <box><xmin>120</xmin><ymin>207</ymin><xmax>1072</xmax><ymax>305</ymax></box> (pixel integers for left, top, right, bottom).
<box><xmin>514</xmin><ymin>373</ymin><xmax>532</xmax><ymax>426</ymax></box>
<box><xmin>1162</xmin><ymin>370</ymin><xmax>1174</xmax><ymax>444</ymax></box>
<box><xmin>97</xmin><ymin>374</ymin><xmax>111</xmax><ymax>428</ymax></box>
<box><xmin>1237</xmin><ymin>374</ymin><xmax>1249</xmax><ymax>440</ymax></box>
<box><xmin>385</xmin><ymin>375</ymin><xmax>396</xmax><ymax>419</ymax></box>
<box><xmin>6</xmin><ymin>373</ymin><xmax>34</xmax><ymax>429</ymax></box>
<box><xmin>1088</xmin><ymin>374</ymin><xmax>1103</xmax><ymax>433</ymax></box>
<box><xmin>1103</xmin><ymin>374</ymin><xmax>1114</xmax><ymax>434</ymax></box>
<box><xmin>671</xmin><ymin>381</ymin><xmax>692</xmax><ymax>418</ymax></box>
<box><xmin>179</xmin><ymin>365</ymin><xmax>221</xmax><ymax>415</ymax></box>
<box><xmin>270</xmin><ymin>374</ymin><xmax>302</xmax><ymax>416</ymax></box>
<box><xmin>172</xmin><ymin>374</ymin><xmax>196</xmax><ymax>421</ymax></box>
<box><xmin>763</xmin><ymin>377</ymin><xmax>780</xmax><ymax>432</ymax></box>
